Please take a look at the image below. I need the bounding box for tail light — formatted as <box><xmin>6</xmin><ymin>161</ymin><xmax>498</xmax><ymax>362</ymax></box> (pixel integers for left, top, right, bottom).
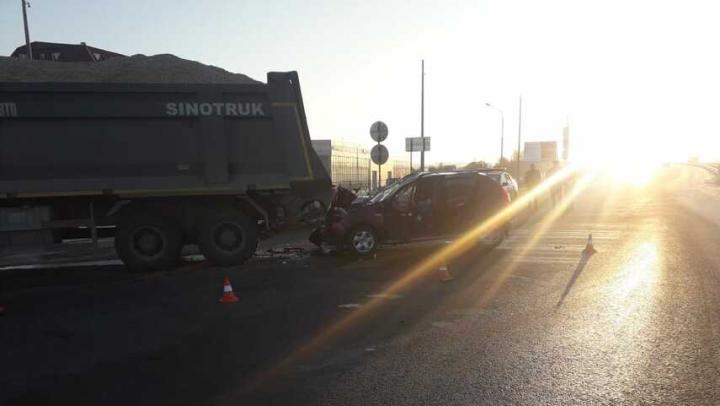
<box><xmin>502</xmin><ymin>188</ymin><xmax>511</xmax><ymax>203</ymax></box>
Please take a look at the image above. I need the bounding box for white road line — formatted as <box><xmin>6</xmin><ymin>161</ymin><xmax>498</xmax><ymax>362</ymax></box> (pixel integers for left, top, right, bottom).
<box><xmin>0</xmin><ymin>259</ymin><xmax>124</xmax><ymax>272</ymax></box>
<box><xmin>367</xmin><ymin>293</ymin><xmax>404</xmax><ymax>300</ymax></box>
<box><xmin>337</xmin><ymin>303</ymin><xmax>362</xmax><ymax>309</ymax></box>
<box><xmin>509</xmin><ymin>256</ymin><xmax>581</xmax><ymax>264</ymax></box>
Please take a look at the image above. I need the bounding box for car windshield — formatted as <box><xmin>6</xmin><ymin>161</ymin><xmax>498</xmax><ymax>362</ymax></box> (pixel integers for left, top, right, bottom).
<box><xmin>368</xmin><ymin>180</ymin><xmax>404</xmax><ymax>203</ymax></box>
<box><xmin>483</xmin><ymin>172</ymin><xmax>502</xmax><ymax>183</ymax></box>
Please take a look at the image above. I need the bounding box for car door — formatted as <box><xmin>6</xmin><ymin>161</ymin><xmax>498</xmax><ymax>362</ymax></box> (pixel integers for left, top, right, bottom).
<box><xmin>408</xmin><ymin>176</ymin><xmax>439</xmax><ymax>239</ymax></box>
<box><xmin>437</xmin><ymin>175</ymin><xmax>478</xmax><ymax>236</ymax></box>
<box><xmin>382</xmin><ymin>181</ymin><xmax>416</xmax><ymax>242</ymax></box>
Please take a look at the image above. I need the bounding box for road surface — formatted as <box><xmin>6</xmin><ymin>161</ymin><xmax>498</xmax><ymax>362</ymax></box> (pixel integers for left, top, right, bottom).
<box><xmin>2</xmin><ymin>166</ymin><xmax>719</xmax><ymax>405</ymax></box>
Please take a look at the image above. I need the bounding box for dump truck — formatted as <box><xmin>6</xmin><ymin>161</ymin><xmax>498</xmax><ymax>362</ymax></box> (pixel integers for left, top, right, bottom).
<box><xmin>0</xmin><ymin>72</ymin><xmax>331</xmax><ymax>270</ymax></box>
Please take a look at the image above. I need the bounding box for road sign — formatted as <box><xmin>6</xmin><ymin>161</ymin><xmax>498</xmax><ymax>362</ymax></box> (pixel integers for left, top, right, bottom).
<box><xmin>370</xmin><ymin>121</ymin><xmax>389</xmax><ymax>142</ymax></box>
<box><xmin>524</xmin><ymin>141</ymin><xmax>557</xmax><ymax>162</ymax></box>
<box><xmin>405</xmin><ymin>137</ymin><xmax>431</xmax><ymax>152</ymax></box>
<box><xmin>371</xmin><ymin>144</ymin><xmax>389</xmax><ymax>165</ymax></box>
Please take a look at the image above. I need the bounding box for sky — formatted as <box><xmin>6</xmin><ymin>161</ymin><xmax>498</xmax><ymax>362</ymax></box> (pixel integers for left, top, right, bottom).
<box><xmin>2</xmin><ymin>0</ymin><xmax>720</xmax><ymax>166</ymax></box>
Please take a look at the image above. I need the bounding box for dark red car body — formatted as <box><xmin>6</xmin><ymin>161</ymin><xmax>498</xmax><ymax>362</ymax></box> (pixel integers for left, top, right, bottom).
<box><xmin>310</xmin><ymin>171</ymin><xmax>511</xmax><ymax>254</ymax></box>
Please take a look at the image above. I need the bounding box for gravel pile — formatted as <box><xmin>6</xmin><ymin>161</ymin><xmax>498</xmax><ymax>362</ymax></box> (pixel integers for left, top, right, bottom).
<box><xmin>0</xmin><ymin>54</ymin><xmax>261</xmax><ymax>84</ymax></box>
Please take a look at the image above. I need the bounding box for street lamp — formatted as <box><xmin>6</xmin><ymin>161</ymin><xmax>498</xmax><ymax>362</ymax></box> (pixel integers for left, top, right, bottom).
<box><xmin>485</xmin><ymin>102</ymin><xmax>504</xmax><ymax>165</ymax></box>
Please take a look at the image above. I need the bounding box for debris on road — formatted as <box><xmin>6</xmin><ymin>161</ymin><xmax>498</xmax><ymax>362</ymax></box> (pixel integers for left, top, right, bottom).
<box><xmin>255</xmin><ymin>247</ymin><xmax>310</xmax><ymax>262</ymax></box>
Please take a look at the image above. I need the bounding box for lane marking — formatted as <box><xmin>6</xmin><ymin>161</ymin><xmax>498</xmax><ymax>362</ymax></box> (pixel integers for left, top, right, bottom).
<box><xmin>337</xmin><ymin>303</ymin><xmax>362</xmax><ymax>309</ymax></box>
<box><xmin>508</xmin><ymin>256</ymin><xmax>580</xmax><ymax>264</ymax></box>
<box><xmin>0</xmin><ymin>259</ymin><xmax>124</xmax><ymax>271</ymax></box>
<box><xmin>367</xmin><ymin>293</ymin><xmax>404</xmax><ymax>300</ymax></box>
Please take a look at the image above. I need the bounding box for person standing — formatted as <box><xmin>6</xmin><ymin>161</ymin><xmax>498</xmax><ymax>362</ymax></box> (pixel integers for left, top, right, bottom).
<box><xmin>547</xmin><ymin>160</ymin><xmax>563</xmax><ymax>206</ymax></box>
<box><xmin>523</xmin><ymin>163</ymin><xmax>542</xmax><ymax>211</ymax></box>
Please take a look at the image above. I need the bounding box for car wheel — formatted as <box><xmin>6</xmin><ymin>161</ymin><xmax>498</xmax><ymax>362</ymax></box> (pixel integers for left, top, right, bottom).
<box><xmin>300</xmin><ymin>200</ymin><xmax>327</xmax><ymax>226</ymax></box>
<box><xmin>478</xmin><ymin>228</ymin><xmax>505</xmax><ymax>249</ymax></box>
<box><xmin>349</xmin><ymin>226</ymin><xmax>377</xmax><ymax>256</ymax></box>
<box><xmin>115</xmin><ymin>212</ymin><xmax>182</xmax><ymax>272</ymax></box>
<box><xmin>197</xmin><ymin>209</ymin><xmax>257</xmax><ymax>266</ymax></box>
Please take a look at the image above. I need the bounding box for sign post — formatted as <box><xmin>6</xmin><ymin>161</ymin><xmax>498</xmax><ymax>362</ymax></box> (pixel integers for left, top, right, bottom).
<box><xmin>406</xmin><ymin>137</ymin><xmax>431</xmax><ymax>173</ymax></box>
<box><xmin>370</xmin><ymin>121</ymin><xmax>389</xmax><ymax>188</ymax></box>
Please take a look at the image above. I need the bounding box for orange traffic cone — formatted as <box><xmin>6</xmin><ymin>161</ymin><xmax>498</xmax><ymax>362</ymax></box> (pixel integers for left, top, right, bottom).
<box><xmin>583</xmin><ymin>233</ymin><xmax>597</xmax><ymax>255</ymax></box>
<box><xmin>436</xmin><ymin>262</ymin><xmax>454</xmax><ymax>282</ymax></box>
<box><xmin>219</xmin><ymin>276</ymin><xmax>239</xmax><ymax>304</ymax></box>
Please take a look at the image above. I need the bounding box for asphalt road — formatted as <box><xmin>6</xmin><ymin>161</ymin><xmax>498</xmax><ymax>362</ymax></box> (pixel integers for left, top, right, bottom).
<box><xmin>2</xmin><ymin>166</ymin><xmax>720</xmax><ymax>405</ymax></box>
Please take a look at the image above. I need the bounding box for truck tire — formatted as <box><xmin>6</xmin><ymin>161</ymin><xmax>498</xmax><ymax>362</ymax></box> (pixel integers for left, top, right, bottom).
<box><xmin>115</xmin><ymin>212</ymin><xmax>182</xmax><ymax>271</ymax></box>
<box><xmin>197</xmin><ymin>209</ymin><xmax>257</xmax><ymax>266</ymax></box>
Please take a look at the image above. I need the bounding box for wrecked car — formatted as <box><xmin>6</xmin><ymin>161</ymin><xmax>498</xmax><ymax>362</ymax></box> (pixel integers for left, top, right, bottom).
<box><xmin>310</xmin><ymin>171</ymin><xmax>511</xmax><ymax>255</ymax></box>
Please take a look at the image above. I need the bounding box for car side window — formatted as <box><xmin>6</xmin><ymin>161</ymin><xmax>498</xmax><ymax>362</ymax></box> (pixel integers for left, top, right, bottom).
<box><xmin>443</xmin><ymin>177</ymin><xmax>475</xmax><ymax>208</ymax></box>
<box><xmin>392</xmin><ymin>183</ymin><xmax>415</xmax><ymax>212</ymax></box>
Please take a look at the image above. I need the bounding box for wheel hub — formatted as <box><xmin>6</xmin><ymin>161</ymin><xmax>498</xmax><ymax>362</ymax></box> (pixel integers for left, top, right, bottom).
<box><xmin>214</xmin><ymin>223</ymin><xmax>244</xmax><ymax>252</ymax></box>
<box><xmin>353</xmin><ymin>231</ymin><xmax>374</xmax><ymax>253</ymax></box>
<box><xmin>132</xmin><ymin>227</ymin><xmax>165</xmax><ymax>258</ymax></box>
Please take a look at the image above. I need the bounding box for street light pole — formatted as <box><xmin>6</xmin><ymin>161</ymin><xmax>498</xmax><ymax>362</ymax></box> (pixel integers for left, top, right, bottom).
<box><xmin>485</xmin><ymin>103</ymin><xmax>504</xmax><ymax>165</ymax></box>
<box><xmin>21</xmin><ymin>0</ymin><xmax>32</xmax><ymax>60</ymax></box>
<box><xmin>420</xmin><ymin>59</ymin><xmax>425</xmax><ymax>171</ymax></box>
<box><xmin>516</xmin><ymin>96</ymin><xmax>523</xmax><ymax>176</ymax></box>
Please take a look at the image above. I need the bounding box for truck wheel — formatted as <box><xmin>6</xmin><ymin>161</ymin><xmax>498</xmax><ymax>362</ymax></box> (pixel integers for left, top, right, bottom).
<box><xmin>115</xmin><ymin>213</ymin><xmax>182</xmax><ymax>271</ymax></box>
<box><xmin>197</xmin><ymin>209</ymin><xmax>257</xmax><ymax>266</ymax></box>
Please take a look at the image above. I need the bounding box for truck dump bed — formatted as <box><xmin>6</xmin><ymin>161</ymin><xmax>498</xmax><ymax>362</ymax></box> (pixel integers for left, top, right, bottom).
<box><xmin>0</xmin><ymin>71</ymin><xmax>329</xmax><ymax>198</ymax></box>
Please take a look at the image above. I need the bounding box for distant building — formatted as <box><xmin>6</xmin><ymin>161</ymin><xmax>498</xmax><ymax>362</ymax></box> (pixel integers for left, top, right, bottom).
<box><xmin>10</xmin><ymin>41</ymin><xmax>125</xmax><ymax>62</ymax></box>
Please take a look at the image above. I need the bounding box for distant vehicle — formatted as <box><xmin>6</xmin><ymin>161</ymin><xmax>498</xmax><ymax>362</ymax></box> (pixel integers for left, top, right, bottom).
<box><xmin>309</xmin><ymin>171</ymin><xmax>511</xmax><ymax>256</ymax></box>
<box><xmin>478</xmin><ymin>169</ymin><xmax>519</xmax><ymax>200</ymax></box>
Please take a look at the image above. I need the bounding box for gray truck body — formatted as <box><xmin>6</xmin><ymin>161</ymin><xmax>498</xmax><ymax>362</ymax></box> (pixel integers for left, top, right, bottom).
<box><xmin>0</xmin><ymin>72</ymin><xmax>331</xmax><ymax>268</ymax></box>
<box><xmin>0</xmin><ymin>71</ymin><xmax>328</xmax><ymax>198</ymax></box>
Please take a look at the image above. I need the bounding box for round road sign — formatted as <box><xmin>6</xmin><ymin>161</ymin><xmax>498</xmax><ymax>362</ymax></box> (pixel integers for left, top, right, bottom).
<box><xmin>370</xmin><ymin>121</ymin><xmax>389</xmax><ymax>142</ymax></box>
<box><xmin>371</xmin><ymin>144</ymin><xmax>389</xmax><ymax>165</ymax></box>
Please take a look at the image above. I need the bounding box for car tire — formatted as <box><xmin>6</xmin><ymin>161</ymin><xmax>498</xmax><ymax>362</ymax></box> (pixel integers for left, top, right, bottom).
<box><xmin>349</xmin><ymin>225</ymin><xmax>378</xmax><ymax>256</ymax></box>
<box><xmin>115</xmin><ymin>212</ymin><xmax>182</xmax><ymax>272</ymax></box>
<box><xmin>478</xmin><ymin>227</ymin><xmax>505</xmax><ymax>250</ymax></box>
<box><xmin>197</xmin><ymin>209</ymin><xmax>257</xmax><ymax>266</ymax></box>
<box><xmin>300</xmin><ymin>200</ymin><xmax>327</xmax><ymax>226</ymax></box>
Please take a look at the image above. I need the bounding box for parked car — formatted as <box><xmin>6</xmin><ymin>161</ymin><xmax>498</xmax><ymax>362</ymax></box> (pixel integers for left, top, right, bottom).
<box><xmin>478</xmin><ymin>169</ymin><xmax>519</xmax><ymax>200</ymax></box>
<box><xmin>309</xmin><ymin>171</ymin><xmax>511</xmax><ymax>255</ymax></box>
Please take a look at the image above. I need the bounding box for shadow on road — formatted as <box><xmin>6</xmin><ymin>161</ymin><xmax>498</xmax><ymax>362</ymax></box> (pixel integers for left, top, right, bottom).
<box><xmin>556</xmin><ymin>253</ymin><xmax>592</xmax><ymax>307</ymax></box>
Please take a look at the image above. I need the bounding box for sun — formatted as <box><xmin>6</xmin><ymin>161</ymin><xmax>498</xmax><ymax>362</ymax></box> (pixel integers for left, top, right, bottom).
<box><xmin>574</xmin><ymin>140</ymin><xmax>664</xmax><ymax>186</ymax></box>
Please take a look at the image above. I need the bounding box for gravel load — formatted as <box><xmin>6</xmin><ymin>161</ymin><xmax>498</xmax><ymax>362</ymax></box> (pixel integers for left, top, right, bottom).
<box><xmin>0</xmin><ymin>54</ymin><xmax>261</xmax><ymax>84</ymax></box>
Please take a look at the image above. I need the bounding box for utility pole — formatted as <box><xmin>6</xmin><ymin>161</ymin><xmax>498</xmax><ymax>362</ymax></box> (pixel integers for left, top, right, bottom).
<box><xmin>21</xmin><ymin>0</ymin><xmax>32</xmax><ymax>60</ymax></box>
<box><xmin>420</xmin><ymin>59</ymin><xmax>425</xmax><ymax>171</ymax></box>
<box><xmin>516</xmin><ymin>96</ymin><xmax>522</xmax><ymax>176</ymax></box>
<box><xmin>485</xmin><ymin>103</ymin><xmax>504</xmax><ymax>165</ymax></box>
<box><xmin>500</xmin><ymin>112</ymin><xmax>504</xmax><ymax>164</ymax></box>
